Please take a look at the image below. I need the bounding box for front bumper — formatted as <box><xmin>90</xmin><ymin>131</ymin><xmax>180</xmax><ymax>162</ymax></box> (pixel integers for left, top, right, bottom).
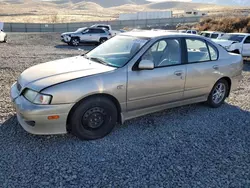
<box><xmin>61</xmin><ymin>35</ymin><xmax>71</xmax><ymax>43</ymax></box>
<box><xmin>11</xmin><ymin>82</ymin><xmax>74</xmax><ymax>135</ymax></box>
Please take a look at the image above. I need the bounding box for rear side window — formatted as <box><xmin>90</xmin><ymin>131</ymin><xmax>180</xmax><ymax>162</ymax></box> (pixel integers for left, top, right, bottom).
<box><xmin>204</xmin><ymin>33</ymin><xmax>211</xmax><ymax>38</ymax></box>
<box><xmin>91</xmin><ymin>29</ymin><xmax>105</xmax><ymax>33</ymax></box>
<box><xmin>187</xmin><ymin>31</ymin><xmax>192</xmax><ymax>34</ymax></box>
<box><xmin>186</xmin><ymin>39</ymin><xmax>210</xmax><ymax>63</ymax></box>
<box><xmin>192</xmin><ymin>31</ymin><xmax>197</xmax><ymax>34</ymax></box>
<box><xmin>211</xmin><ymin>34</ymin><xmax>219</xmax><ymax>39</ymax></box>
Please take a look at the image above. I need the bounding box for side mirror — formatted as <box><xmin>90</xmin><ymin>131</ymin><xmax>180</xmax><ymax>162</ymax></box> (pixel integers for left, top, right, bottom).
<box><xmin>138</xmin><ymin>60</ymin><xmax>154</xmax><ymax>70</ymax></box>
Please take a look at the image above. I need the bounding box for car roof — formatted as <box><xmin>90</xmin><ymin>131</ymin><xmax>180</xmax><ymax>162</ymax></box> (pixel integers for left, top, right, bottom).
<box><xmin>201</xmin><ymin>31</ymin><xmax>224</xmax><ymax>34</ymax></box>
<box><xmin>89</xmin><ymin>27</ymin><xmax>108</xmax><ymax>30</ymax></box>
<box><xmin>92</xmin><ymin>24</ymin><xmax>110</xmax><ymax>26</ymax></box>
<box><xmin>120</xmin><ymin>30</ymin><xmax>202</xmax><ymax>39</ymax></box>
<box><xmin>227</xmin><ymin>33</ymin><xmax>250</xmax><ymax>36</ymax></box>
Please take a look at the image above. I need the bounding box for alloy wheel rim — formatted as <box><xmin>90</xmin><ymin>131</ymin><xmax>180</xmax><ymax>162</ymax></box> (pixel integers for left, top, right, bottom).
<box><xmin>72</xmin><ymin>39</ymin><xmax>79</xmax><ymax>46</ymax></box>
<box><xmin>212</xmin><ymin>83</ymin><xmax>226</xmax><ymax>104</ymax></box>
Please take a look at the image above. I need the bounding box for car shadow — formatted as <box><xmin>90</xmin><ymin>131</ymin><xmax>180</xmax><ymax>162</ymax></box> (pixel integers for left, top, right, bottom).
<box><xmin>1</xmin><ymin>103</ymin><xmax>250</xmax><ymax>143</ymax></box>
<box><xmin>243</xmin><ymin>60</ymin><xmax>250</xmax><ymax>71</ymax></box>
<box><xmin>54</xmin><ymin>44</ymin><xmax>96</xmax><ymax>52</ymax></box>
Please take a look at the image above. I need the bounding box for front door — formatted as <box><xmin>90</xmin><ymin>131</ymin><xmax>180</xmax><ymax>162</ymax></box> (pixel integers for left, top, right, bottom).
<box><xmin>242</xmin><ymin>36</ymin><xmax>250</xmax><ymax>57</ymax></box>
<box><xmin>127</xmin><ymin>38</ymin><xmax>186</xmax><ymax>111</ymax></box>
<box><xmin>80</xmin><ymin>29</ymin><xmax>92</xmax><ymax>42</ymax></box>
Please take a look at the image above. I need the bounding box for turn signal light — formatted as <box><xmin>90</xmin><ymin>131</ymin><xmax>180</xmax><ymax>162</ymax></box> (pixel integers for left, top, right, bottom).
<box><xmin>48</xmin><ymin>115</ymin><xmax>60</xmax><ymax>120</ymax></box>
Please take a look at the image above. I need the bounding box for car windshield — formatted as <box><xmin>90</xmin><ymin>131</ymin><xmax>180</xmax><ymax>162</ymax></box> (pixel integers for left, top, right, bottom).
<box><xmin>75</xmin><ymin>28</ymin><xmax>87</xmax><ymax>33</ymax></box>
<box><xmin>85</xmin><ymin>35</ymin><xmax>149</xmax><ymax>68</ymax></box>
<box><xmin>219</xmin><ymin>34</ymin><xmax>245</xmax><ymax>42</ymax></box>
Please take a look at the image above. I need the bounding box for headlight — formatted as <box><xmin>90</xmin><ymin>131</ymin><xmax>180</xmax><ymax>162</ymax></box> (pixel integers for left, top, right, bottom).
<box><xmin>225</xmin><ymin>45</ymin><xmax>231</xmax><ymax>49</ymax></box>
<box><xmin>23</xmin><ymin>89</ymin><xmax>52</xmax><ymax>105</ymax></box>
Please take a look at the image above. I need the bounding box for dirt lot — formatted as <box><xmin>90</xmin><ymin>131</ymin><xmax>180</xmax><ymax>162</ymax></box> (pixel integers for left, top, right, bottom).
<box><xmin>0</xmin><ymin>33</ymin><xmax>250</xmax><ymax>187</ymax></box>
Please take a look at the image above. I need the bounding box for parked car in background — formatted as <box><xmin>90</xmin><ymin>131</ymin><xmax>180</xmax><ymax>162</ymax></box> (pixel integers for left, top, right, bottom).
<box><xmin>200</xmin><ymin>31</ymin><xmax>224</xmax><ymax>39</ymax></box>
<box><xmin>0</xmin><ymin>29</ymin><xmax>7</xmax><ymax>42</ymax></box>
<box><xmin>90</xmin><ymin>24</ymin><xmax>121</xmax><ymax>36</ymax></box>
<box><xmin>61</xmin><ymin>27</ymin><xmax>111</xmax><ymax>46</ymax></box>
<box><xmin>11</xmin><ymin>31</ymin><xmax>243</xmax><ymax>140</ymax></box>
<box><xmin>179</xmin><ymin>30</ymin><xmax>198</xmax><ymax>34</ymax></box>
<box><xmin>212</xmin><ymin>33</ymin><xmax>250</xmax><ymax>56</ymax></box>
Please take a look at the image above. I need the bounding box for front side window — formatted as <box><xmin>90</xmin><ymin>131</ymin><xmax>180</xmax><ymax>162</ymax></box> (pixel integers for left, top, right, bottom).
<box><xmin>142</xmin><ymin>39</ymin><xmax>181</xmax><ymax>67</ymax></box>
<box><xmin>244</xmin><ymin>36</ymin><xmax>250</xmax><ymax>44</ymax></box>
<box><xmin>186</xmin><ymin>39</ymin><xmax>210</xmax><ymax>63</ymax></box>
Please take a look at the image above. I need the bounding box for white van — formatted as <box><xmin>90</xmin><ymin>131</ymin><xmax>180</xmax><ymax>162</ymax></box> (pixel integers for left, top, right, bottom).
<box><xmin>200</xmin><ymin>31</ymin><xmax>225</xmax><ymax>39</ymax></box>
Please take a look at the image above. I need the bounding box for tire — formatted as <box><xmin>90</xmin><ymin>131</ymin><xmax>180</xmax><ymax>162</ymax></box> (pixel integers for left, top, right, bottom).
<box><xmin>70</xmin><ymin>38</ymin><xmax>80</xmax><ymax>46</ymax></box>
<box><xmin>207</xmin><ymin>79</ymin><xmax>229</xmax><ymax>108</ymax></box>
<box><xmin>3</xmin><ymin>36</ymin><xmax>7</xmax><ymax>43</ymax></box>
<box><xmin>69</xmin><ymin>96</ymin><xmax>118</xmax><ymax>140</ymax></box>
<box><xmin>99</xmin><ymin>38</ymin><xmax>107</xmax><ymax>44</ymax></box>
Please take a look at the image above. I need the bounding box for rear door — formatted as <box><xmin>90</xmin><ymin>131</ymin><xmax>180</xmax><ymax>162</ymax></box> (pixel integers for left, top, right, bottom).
<box><xmin>184</xmin><ymin>38</ymin><xmax>222</xmax><ymax>99</ymax></box>
<box><xmin>90</xmin><ymin>28</ymin><xmax>106</xmax><ymax>42</ymax></box>
<box><xmin>242</xmin><ymin>36</ymin><xmax>250</xmax><ymax>57</ymax></box>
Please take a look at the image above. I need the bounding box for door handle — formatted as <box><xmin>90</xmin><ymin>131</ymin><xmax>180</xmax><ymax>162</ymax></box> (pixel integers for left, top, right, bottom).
<box><xmin>174</xmin><ymin>71</ymin><xmax>183</xmax><ymax>76</ymax></box>
<box><xmin>213</xmin><ymin>65</ymin><xmax>219</xmax><ymax>70</ymax></box>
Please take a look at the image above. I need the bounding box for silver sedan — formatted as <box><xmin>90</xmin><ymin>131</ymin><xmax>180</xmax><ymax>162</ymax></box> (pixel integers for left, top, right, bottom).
<box><xmin>11</xmin><ymin>31</ymin><xmax>243</xmax><ymax>140</ymax></box>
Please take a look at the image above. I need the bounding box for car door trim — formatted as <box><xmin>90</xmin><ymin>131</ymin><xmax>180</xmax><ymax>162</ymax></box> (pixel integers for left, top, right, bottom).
<box><xmin>128</xmin><ymin>89</ymin><xmax>184</xmax><ymax>101</ymax></box>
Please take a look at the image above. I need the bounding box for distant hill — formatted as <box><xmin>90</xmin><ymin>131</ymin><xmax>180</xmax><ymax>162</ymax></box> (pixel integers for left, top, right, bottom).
<box><xmin>69</xmin><ymin>0</ymin><xmax>148</xmax><ymax>7</ymax></box>
<box><xmin>0</xmin><ymin>0</ymin><xmax>248</xmax><ymax>23</ymax></box>
<box><xmin>146</xmin><ymin>1</ymin><xmax>230</xmax><ymax>10</ymax></box>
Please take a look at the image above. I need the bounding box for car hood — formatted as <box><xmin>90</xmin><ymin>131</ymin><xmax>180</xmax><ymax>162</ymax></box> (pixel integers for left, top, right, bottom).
<box><xmin>212</xmin><ymin>39</ymin><xmax>238</xmax><ymax>47</ymax></box>
<box><xmin>18</xmin><ymin>56</ymin><xmax>116</xmax><ymax>91</ymax></box>
<box><xmin>61</xmin><ymin>31</ymin><xmax>78</xmax><ymax>36</ymax></box>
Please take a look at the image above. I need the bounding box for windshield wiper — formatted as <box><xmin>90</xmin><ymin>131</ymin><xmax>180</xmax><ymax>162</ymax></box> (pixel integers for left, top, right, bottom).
<box><xmin>89</xmin><ymin>57</ymin><xmax>118</xmax><ymax>68</ymax></box>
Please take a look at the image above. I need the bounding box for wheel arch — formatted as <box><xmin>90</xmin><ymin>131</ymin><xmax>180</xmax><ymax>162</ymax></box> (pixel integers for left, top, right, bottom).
<box><xmin>66</xmin><ymin>93</ymin><xmax>122</xmax><ymax>132</ymax></box>
<box><xmin>217</xmin><ymin>76</ymin><xmax>232</xmax><ymax>97</ymax></box>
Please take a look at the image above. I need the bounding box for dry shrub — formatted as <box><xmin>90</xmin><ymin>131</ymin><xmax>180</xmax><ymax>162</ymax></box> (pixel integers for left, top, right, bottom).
<box><xmin>196</xmin><ymin>16</ymin><xmax>250</xmax><ymax>33</ymax></box>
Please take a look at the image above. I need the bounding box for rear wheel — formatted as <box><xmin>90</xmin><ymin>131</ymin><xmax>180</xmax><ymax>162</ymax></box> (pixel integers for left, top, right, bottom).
<box><xmin>3</xmin><ymin>36</ymin><xmax>7</xmax><ymax>43</ymax></box>
<box><xmin>69</xmin><ymin>96</ymin><xmax>117</xmax><ymax>140</ymax></box>
<box><xmin>207</xmin><ymin>79</ymin><xmax>229</xmax><ymax>108</ymax></box>
<box><xmin>70</xmin><ymin>38</ymin><xmax>80</xmax><ymax>46</ymax></box>
<box><xmin>99</xmin><ymin>38</ymin><xmax>107</xmax><ymax>44</ymax></box>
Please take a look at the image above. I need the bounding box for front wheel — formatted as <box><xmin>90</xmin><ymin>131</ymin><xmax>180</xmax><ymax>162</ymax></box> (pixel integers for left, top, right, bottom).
<box><xmin>68</xmin><ymin>97</ymin><xmax>118</xmax><ymax>140</ymax></box>
<box><xmin>70</xmin><ymin>38</ymin><xmax>80</xmax><ymax>46</ymax></box>
<box><xmin>207</xmin><ymin>79</ymin><xmax>229</xmax><ymax>108</ymax></box>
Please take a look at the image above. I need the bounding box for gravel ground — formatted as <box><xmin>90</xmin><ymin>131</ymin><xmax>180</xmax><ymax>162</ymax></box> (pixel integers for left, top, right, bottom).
<box><xmin>0</xmin><ymin>33</ymin><xmax>250</xmax><ymax>187</ymax></box>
